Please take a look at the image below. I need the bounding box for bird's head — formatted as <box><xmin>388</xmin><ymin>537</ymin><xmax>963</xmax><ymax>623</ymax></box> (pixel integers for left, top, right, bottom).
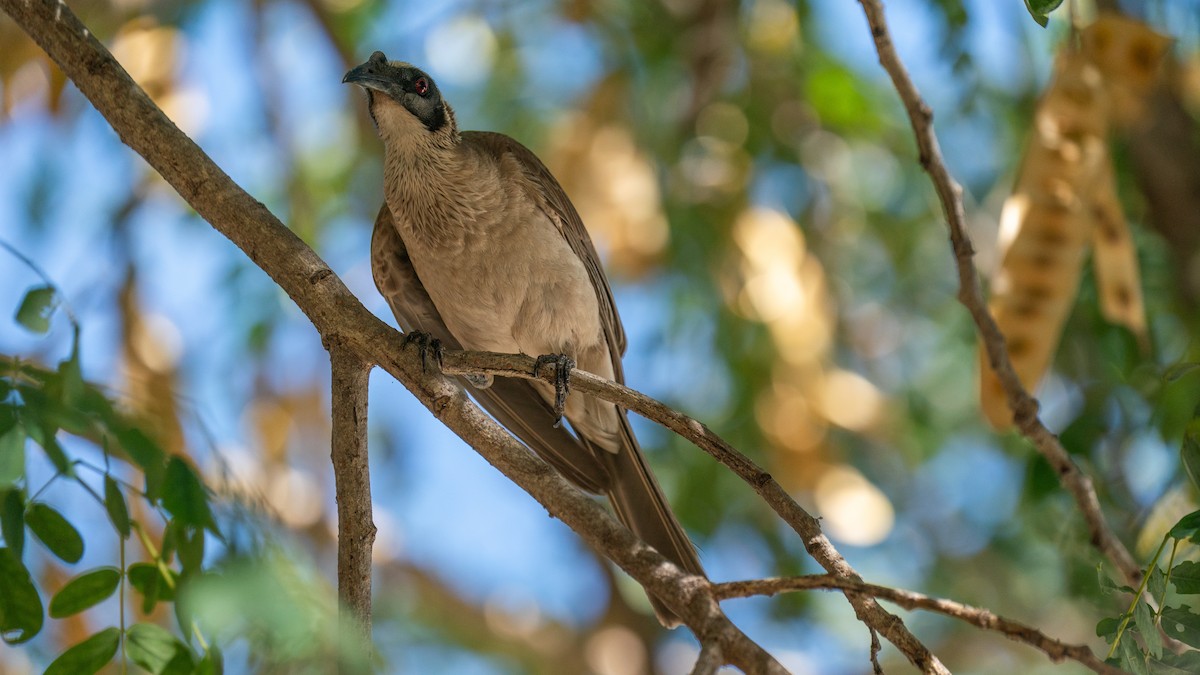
<box><xmin>343</xmin><ymin>52</ymin><xmax>456</xmax><ymax>144</ymax></box>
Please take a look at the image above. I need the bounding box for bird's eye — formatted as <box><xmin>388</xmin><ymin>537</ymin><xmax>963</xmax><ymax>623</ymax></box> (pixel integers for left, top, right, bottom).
<box><xmin>413</xmin><ymin>77</ymin><xmax>430</xmax><ymax>96</ymax></box>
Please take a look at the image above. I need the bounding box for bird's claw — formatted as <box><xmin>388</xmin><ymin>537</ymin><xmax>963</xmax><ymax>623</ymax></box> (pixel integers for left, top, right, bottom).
<box><xmin>404</xmin><ymin>331</ymin><xmax>444</xmax><ymax>374</ymax></box>
<box><xmin>533</xmin><ymin>354</ymin><xmax>575</xmax><ymax>428</ymax></box>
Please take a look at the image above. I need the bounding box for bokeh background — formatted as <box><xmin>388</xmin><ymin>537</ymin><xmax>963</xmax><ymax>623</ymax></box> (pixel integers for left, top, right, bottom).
<box><xmin>3</xmin><ymin>0</ymin><xmax>1200</xmax><ymax>672</ymax></box>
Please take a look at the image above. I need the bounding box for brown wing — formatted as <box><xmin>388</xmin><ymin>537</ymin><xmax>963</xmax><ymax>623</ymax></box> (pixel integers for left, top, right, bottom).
<box><xmin>371</xmin><ymin>204</ymin><xmax>610</xmax><ymax>494</ymax></box>
<box><xmin>462</xmin><ymin>131</ymin><xmax>628</xmax><ymax>377</ymax></box>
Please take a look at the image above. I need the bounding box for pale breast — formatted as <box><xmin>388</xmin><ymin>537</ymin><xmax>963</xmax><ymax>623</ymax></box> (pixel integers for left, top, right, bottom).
<box><xmin>384</xmin><ymin>147</ymin><xmax>605</xmax><ymax>359</ymax></box>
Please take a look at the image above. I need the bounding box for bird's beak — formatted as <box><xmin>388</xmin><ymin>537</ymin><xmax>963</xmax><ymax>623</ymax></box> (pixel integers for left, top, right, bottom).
<box><xmin>342</xmin><ymin>63</ymin><xmax>385</xmax><ymax>90</ymax></box>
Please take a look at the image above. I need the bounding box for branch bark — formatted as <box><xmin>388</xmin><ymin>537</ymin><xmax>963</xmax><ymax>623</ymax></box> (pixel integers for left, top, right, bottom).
<box><xmin>329</xmin><ymin>344</ymin><xmax>374</xmax><ymax>638</ymax></box>
<box><xmin>0</xmin><ymin>1</ymin><xmax>783</xmax><ymax>671</ymax></box>
<box><xmin>440</xmin><ymin>350</ymin><xmax>948</xmax><ymax>673</ymax></box>
<box><xmin>714</xmin><ymin>576</ymin><xmax>1122</xmax><ymax>675</ymax></box>
<box><xmin>855</xmin><ymin>0</ymin><xmax>1142</xmax><ymax>587</ymax></box>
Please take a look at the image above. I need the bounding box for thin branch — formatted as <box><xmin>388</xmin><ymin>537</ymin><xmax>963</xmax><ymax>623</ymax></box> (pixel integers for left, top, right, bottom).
<box><xmin>329</xmin><ymin>344</ymin><xmax>374</xmax><ymax>639</ymax></box>
<box><xmin>854</xmin><ymin>0</ymin><xmax>1142</xmax><ymax>586</ymax></box>
<box><xmin>714</xmin><ymin>576</ymin><xmax>1122</xmax><ymax>675</ymax></box>
<box><xmin>440</xmin><ymin>349</ymin><xmax>948</xmax><ymax>674</ymax></box>
<box><xmin>0</xmin><ymin>2</ymin><xmax>783</xmax><ymax>671</ymax></box>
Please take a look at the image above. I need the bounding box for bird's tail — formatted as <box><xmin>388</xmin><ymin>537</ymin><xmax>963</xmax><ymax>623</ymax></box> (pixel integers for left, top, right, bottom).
<box><xmin>594</xmin><ymin>414</ymin><xmax>704</xmax><ymax>628</ymax></box>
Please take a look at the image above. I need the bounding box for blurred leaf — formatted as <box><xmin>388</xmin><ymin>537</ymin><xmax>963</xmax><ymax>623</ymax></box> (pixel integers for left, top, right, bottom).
<box><xmin>1136</xmin><ymin>599</ymin><xmax>1163</xmax><ymax>658</ymax></box>
<box><xmin>49</xmin><ymin>567</ymin><xmax>121</xmax><ymax>618</ymax></box>
<box><xmin>1097</xmin><ymin>616</ymin><xmax>1121</xmax><ymax>642</ymax></box>
<box><xmin>1164</xmin><ymin>362</ymin><xmax>1200</xmax><ymax>382</ymax></box>
<box><xmin>129</xmin><ymin>561</ymin><xmax>177</xmax><ymax>613</ymax></box>
<box><xmin>177</xmin><ymin>524</ymin><xmax>204</xmax><ymax>577</ymax></box>
<box><xmin>1152</xmin><ymin>650</ymin><xmax>1200</xmax><ymax>673</ymax></box>
<box><xmin>36</xmin><ymin>428</ymin><xmax>72</xmax><ymax>475</ymax></box>
<box><xmin>25</xmin><ymin>502</ymin><xmax>83</xmax><ymax>563</ymax></box>
<box><xmin>196</xmin><ymin>645</ymin><xmax>223</xmax><ymax>675</ymax></box>
<box><xmin>1150</xmin><ymin>565</ymin><xmax>1169</xmax><ymax>604</ymax></box>
<box><xmin>117</xmin><ymin>427</ymin><xmax>167</xmax><ymax>499</ymax></box>
<box><xmin>1023</xmin><ymin>0</ymin><xmax>1063</xmax><ymax>27</ymax></box>
<box><xmin>1099</xmin><ymin>567</ymin><xmax>1135</xmax><ymax>595</ymax></box>
<box><xmin>1118</xmin><ymin>632</ymin><xmax>1150</xmax><ymax>675</ymax></box>
<box><xmin>127</xmin><ymin>622</ymin><xmax>186</xmax><ymax>674</ymax></box>
<box><xmin>1161</xmin><ymin>606</ymin><xmax>1200</xmax><ymax>648</ymax></box>
<box><xmin>57</xmin><ymin>342</ymin><xmax>83</xmax><ymax>405</ymax></box>
<box><xmin>0</xmin><ymin>547</ymin><xmax>43</xmax><ymax>643</ymax></box>
<box><xmin>104</xmin><ymin>475</ymin><xmax>131</xmax><ymax>539</ymax></box>
<box><xmin>1183</xmin><ymin>417</ymin><xmax>1200</xmax><ymax>492</ymax></box>
<box><xmin>0</xmin><ymin>423</ymin><xmax>25</xmax><ymax>487</ymax></box>
<box><xmin>0</xmin><ymin>488</ymin><xmax>23</xmax><ymax>557</ymax></box>
<box><xmin>14</xmin><ymin>285</ymin><xmax>58</xmax><ymax>333</ymax></box>
<box><xmin>44</xmin><ymin>626</ymin><xmax>120</xmax><ymax>675</ymax></box>
<box><xmin>162</xmin><ymin>457</ymin><xmax>215</xmax><ymax>533</ymax></box>
<box><xmin>1168</xmin><ymin>510</ymin><xmax>1200</xmax><ymax>541</ymax></box>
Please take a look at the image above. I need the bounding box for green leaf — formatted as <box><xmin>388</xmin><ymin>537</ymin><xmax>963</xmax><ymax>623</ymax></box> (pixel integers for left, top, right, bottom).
<box><xmin>126</xmin><ymin>622</ymin><xmax>185</xmax><ymax>674</ymax></box>
<box><xmin>44</xmin><ymin>626</ymin><xmax>120</xmax><ymax>675</ymax></box>
<box><xmin>49</xmin><ymin>567</ymin><xmax>121</xmax><ymax>618</ymax></box>
<box><xmin>1098</xmin><ymin>567</ymin><xmax>1135</xmax><ymax>595</ymax></box>
<box><xmin>0</xmin><ymin>547</ymin><xmax>43</xmax><ymax>643</ymax></box>
<box><xmin>1150</xmin><ymin>566</ymin><xmax>1169</xmax><ymax>604</ymax></box>
<box><xmin>57</xmin><ymin>341</ymin><xmax>83</xmax><ymax>405</ymax></box>
<box><xmin>14</xmin><ymin>285</ymin><xmax>58</xmax><ymax>334</ymax></box>
<box><xmin>177</xmin><ymin>524</ymin><xmax>205</xmax><ymax>576</ymax></box>
<box><xmin>162</xmin><ymin>457</ymin><xmax>215</xmax><ymax>532</ymax></box>
<box><xmin>36</xmin><ymin>428</ymin><xmax>72</xmax><ymax>475</ymax></box>
<box><xmin>196</xmin><ymin>645</ymin><xmax>223</xmax><ymax>675</ymax></box>
<box><xmin>25</xmin><ymin>502</ymin><xmax>84</xmax><ymax>563</ymax></box>
<box><xmin>1023</xmin><ymin>0</ymin><xmax>1064</xmax><ymax>27</ymax></box>
<box><xmin>1183</xmin><ymin>427</ymin><xmax>1200</xmax><ymax>493</ymax></box>
<box><xmin>1162</xmin><ymin>605</ymin><xmax>1200</xmax><ymax>648</ymax></box>
<box><xmin>1136</xmin><ymin>598</ymin><xmax>1164</xmax><ymax>658</ymax></box>
<box><xmin>1</xmin><ymin>488</ymin><xmax>24</xmax><ymax>558</ymax></box>
<box><xmin>118</xmin><ymin>427</ymin><xmax>165</xmax><ymax>499</ymax></box>
<box><xmin>0</xmin><ymin>423</ymin><xmax>25</xmax><ymax>487</ymax></box>
<box><xmin>1164</xmin><ymin>362</ymin><xmax>1200</xmax><ymax>382</ymax></box>
<box><xmin>1097</xmin><ymin>616</ymin><xmax>1121</xmax><ymax>641</ymax></box>
<box><xmin>1172</xmin><ymin>561</ymin><xmax>1200</xmax><ymax>594</ymax></box>
<box><xmin>104</xmin><ymin>476</ymin><xmax>130</xmax><ymax>539</ymax></box>
<box><xmin>128</xmin><ymin>562</ymin><xmax>177</xmax><ymax>614</ymax></box>
<box><xmin>1168</xmin><ymin>510</ymin><xmax>1200</xmax><ymax>541</ymax></box>
<box><xmin>1152</xmin><ymin>650</ymin><xmax>1200</xmax><ymax>674</ymax></box>
<box><xmin>1119</xmin><ymin>632</ymin><xmax>1150</xmax><ymax>675</ymax></box>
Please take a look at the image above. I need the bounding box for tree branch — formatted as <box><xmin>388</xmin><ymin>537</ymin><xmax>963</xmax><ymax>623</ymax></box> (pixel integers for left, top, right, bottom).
<box><xmin>328</xmin><ymin>344</ymin><xmax>374</xmax><ymax>639</ymax></box>
<box><xmin>439</xmin><ymin>349</ymin><xmax>948</xmax><ymax>673</ymax></box>
<box><xmin>854</xmin><ymin>0</ymin><xmax>1142</xmax><ymax>586</ymax></box>
<box><xmin>714</xmin><ymin>576</ymin><xmax>1122</xmax><ymax>675</ymax></box>
<box><xmin>0</xmin><ymin>1</ymin><xmax>783</xmax><ymax>671</ymax></box>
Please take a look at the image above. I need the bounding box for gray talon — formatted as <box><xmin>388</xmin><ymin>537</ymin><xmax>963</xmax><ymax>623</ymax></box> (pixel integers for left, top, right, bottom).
<box><xmin>404</xmin><ymin>332</ymin><xmax>443</xmax><ymax>373</ymax></box>
<box><xmin>533</xmin><ymin>354</ymin><xmax>575</xmax><ymax>427</ymax></box>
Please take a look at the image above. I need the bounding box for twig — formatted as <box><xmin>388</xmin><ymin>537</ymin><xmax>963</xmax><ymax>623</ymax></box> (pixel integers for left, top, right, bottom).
<box><xmin>714</xmin><ymin>576</ymin><xmax>1123</xmax><ymax>675</ymax></box>
<box><xmin>854</xmin><ymin>0</ymin><xmax>1142</xmax><ymax>586</ymax></box>
<box><xmin>440</xmin><ymin>350</ymin><xmax>948</xmax><ymax>674</ymax></box>
<box><xmin>328</xmin><ymin>344</ymin><xmax>374</xmax><ymax>640</ymax></box>
<box><xmin>0</xmin><ymin>2</ymin><xmax>785</xmax><ymax>671</ymax></box>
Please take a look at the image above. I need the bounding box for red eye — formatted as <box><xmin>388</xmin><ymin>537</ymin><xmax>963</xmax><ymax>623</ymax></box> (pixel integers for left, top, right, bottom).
<box><xmin>414</xmin><ymin>77</ymin><xmax>429</xmax><ymax>96</ymax></box>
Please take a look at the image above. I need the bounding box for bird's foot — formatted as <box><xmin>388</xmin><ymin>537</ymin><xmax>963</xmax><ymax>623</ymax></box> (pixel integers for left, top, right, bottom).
<box><xmin>403</xmin><ymin>331</ymin><xmax>444</xmax><ymax>374</ymax></box>
<box><xmin>533</xmin><ymin>354</ymin><xmax>575</xmax><ymax>428</ymax></box>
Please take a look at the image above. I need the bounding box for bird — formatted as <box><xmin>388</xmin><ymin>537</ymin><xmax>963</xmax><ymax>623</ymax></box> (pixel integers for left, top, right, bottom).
<box><xmin>344</xmin><ymin>51</ymin><xmax>704</xmax><ymax>627</ymax></box>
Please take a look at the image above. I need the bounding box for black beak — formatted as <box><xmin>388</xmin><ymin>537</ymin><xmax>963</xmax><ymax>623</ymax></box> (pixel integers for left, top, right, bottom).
<box><xmin>342</xmin><ymin>51</ymin><xmax>391</xmax><ymax>90</ymax></box>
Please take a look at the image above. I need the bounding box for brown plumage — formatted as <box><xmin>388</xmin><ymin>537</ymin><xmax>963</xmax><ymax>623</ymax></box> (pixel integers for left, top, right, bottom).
<box><xmin>345</xmin><ymin>51</ymin><xmax>704</xmax><ymax>626</ymax></box>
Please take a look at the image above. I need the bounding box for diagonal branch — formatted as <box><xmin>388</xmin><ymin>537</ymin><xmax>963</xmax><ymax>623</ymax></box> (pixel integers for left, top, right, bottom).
<box><xmin>713</xmin><ymin>576</ymin><xmax>1122</xmax><ymax>675</ymax></box>
<box><xmin>0</xmin><ymin>1</ymin><xmax>784</xmax><ymax>671</ymax></box>
<box><xmin>439</xmin><ymin>350</ymin><xmax>949</xmax><ymax>673</ymax></box>
<box><xmin>854</xmin><ymin>0</ymin><xmax>1141</xmax><ymax>586</ymax></box>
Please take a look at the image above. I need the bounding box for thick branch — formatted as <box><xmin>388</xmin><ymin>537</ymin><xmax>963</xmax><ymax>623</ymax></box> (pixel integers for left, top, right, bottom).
<box><xmin>714</xmin><ymin>576</ymin><xmax>1122</xmax><ymax>675</ymax></box>
<box><xmin>329</xmin><ymin>344</ymin><xmax>374</xmax><ymax>638</ymax></box>
<box><xmin>855</xmin><ymin>0</ymin><xmax>1141</xmax><ymax>586</ymax></box>
<box><xmin>440</xmin><ymin>350</ymin><xmax>947</xmax><ymax>674</ymax></box>
<box><xmin>0</xmin><ymin>1</ymin><xmax>782</xmax><ymax>671</ymax></box>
